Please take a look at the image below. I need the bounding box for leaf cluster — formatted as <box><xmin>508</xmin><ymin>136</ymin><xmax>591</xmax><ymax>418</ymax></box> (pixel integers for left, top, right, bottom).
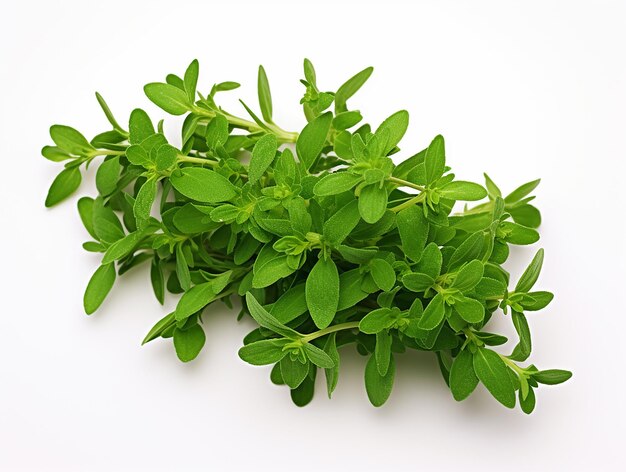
<box><xmin>43</xmin><ymin>59</ymin><xmax>571</xmax><ymax>411</ymax></box>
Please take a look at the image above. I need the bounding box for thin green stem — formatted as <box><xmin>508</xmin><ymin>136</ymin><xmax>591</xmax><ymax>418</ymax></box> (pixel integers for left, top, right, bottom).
<box><xmin>192</xmin><ymin>106</ymin><xmax>298</xmax><ymax>143</ymax></box>
<box><xmin>302</xmin><ymin>321</ymin><xmax>360</xmax><ymax>343</ymax></box>
<box><xmin>499</xmin><ymin>353</ymin><xmax>526</xmax><ymax>375</ymax></box>
<box><xmin>388</xmin><ymin>176</ymin><xmax>426</xmax><ymax>192</ymax></box>
<box><xmin>390</xmin><ymin>192</ymin><xmax>426</xmax><ymax>213</ymax></box>
<box><xmin>177</xmin><ymin>155</ymin><xmax>218</xmax><ymax>166</ymax></box>
<box><xmin>91</xmin><ymin>150</ymin><xmax>126</xmax><ymax>157</ymax></box>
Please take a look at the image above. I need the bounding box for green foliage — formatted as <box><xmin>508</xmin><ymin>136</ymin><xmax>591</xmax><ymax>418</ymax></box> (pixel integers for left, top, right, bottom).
<box><xmin>43</xmin><ymin>59</ymin><xmax>570</xmax><ymax>411</ymax></box>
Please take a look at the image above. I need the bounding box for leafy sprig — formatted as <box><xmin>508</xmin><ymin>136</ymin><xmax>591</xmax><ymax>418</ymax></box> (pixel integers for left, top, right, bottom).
<box><xmin>43</xmin><ymin>59</ymin><xmax>571</xmax><ymax>411</ymax></box>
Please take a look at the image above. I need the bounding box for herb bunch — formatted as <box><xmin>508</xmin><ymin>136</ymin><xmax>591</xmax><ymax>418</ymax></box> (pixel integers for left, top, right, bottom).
<box><xmin>43</xmin><ymin>59</ymin><xmax>571</xmax><ymax>411</ymax></box>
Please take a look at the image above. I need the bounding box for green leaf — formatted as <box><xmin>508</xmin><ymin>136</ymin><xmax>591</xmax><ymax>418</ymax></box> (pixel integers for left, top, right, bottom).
<box><xmin>336</xmin><ymin>246</ymin><xmax>377</xmax><ymax>265</ymax></box>
<box><xmin>532</xmin><ymin>369</ymin><xmax>573</xmax><ymax>385</ymax></box>
<box><xmin>452</xmin><ymin>260</ymin><xmax>484</xmax><ymax>292</ymax></box>
<box><xmin>175</xmin><ymin>244</ymin><xmax>191</xmax><ymax>291</ymax></box>
<box><xmin>49</xmin><ymin>125</ymin><xmax>94</xmax><ymax>155</ymax></box>
<box><xmin>519</xmin><ymin>386</ymin><xmax>536</xmax><ymax>414</ymax></box>
<box><xmin>83</xmin><ymin>263</ymin><xmax>116</xmax><ymax>314</ymax></box>
<box><xmin>214</xmin><ymin>81</ymin><xmax>240</xmax><ymax>92</ymax></box>
<box><xmin>375</xmin><ymin>110</ymin><xmax>409</xmax><ymax>154</ymax></box>
<box><xmin>248</xmin><ymin>134</ymin><xmax>278</xmax><ymax>184</ymax></box>
<box><xmin>440</xmin><ymin>181</ymin><xmax>487</xmax><ymax>201</ymax></box>
<box><xmin>285</xmin><ymin>198</ymin><xmax>312</xmax><ymax>236</ymax></box>
<box><xmin>128</xmin><ymin>109</ymin><xmax>155</xmax><ymax>144</ymax></box>
<box><xmin>510</xmin><ymin>311</ymin><xmax>531</xmax><ymax>361</ymax></box>
<box><xmin>270</xmin><ymin>363</ymin><xmax>284</xmax><ymax>385</ymax></box>
<box><xmin>239</xmin><ymin>99</ymin><xmax>271</xmax><ymax>132</ymax></box>
<box><xmin>257</xmin><ymin>65</ymin><xmax>273</xmax><ymax>123</ymax></box>
<box><xmin>92</xmin><ymin>198</ymin><xmax>124</xmax><ymax>243</ymax></box>
<box><xmin>175</xmin><ymin>281</ymin><xmax>216</xmax><ymax>321</ymax></box>
<box><xmin>205</xmin><ymin>114</ymin><xmax>229</xmax><ymax>150</ymax></box>
<box><xmin>142</xmin><ymin>312</ymin><xmax>175</xmax><ymax>344</ymax></box>
<box><xmin>296</xmin><ymin>112</ymin><xmax>332</xmax><ymax>170</ymax></box>
<box><xmin>473</xmin><ymin>348</ymin><xmax>516</xmax><ymax>408</ymax></box>
<box><xmin>245</xmin><ymin>293</ymin><xmax>301</xmax><ymax>339</ymax></box>
<box><xmin>475</xmin><ymin>332</ymin><xmax>508</xmax><ymax>346</ymax></box>
<box><xmin>484</xmin><ymin>173</ymin><xmax>501</xmax><ymax>198</ymax></box>
<box><xmin>306</xmin><ymin>257</ymin><xmax>340</xmax><ymax>329</ymax></box>
<box><xmin>323</xmin><ymin>199</ymin><xmax>361</xmax><ymax>246</ymax></box>
<box><xmin>252</xmin><ymin>246</ymin><xmax>296</xmax><ymax>288</ymax></box>
<box><xmin>418</xmin><ymin>293</ymin><xmax>445</xmax><ymax>330</ymax></box>
<box><xmin>102</xmin><ymin>231</ymin><xmax>140</xmax><ymax>265</ymax></box>
<box><xmin>134</xmin><ymin>178</ymin><xmax>157</xmax><ymax>224</ymax></box>
<box><xmin>449</xmin><ymin>349</ymin><xmax>479</xmax><ymax>401</ymax></box>
<box><xmin>359</xmin><ymin>308</ymin><xmax>394</xmax><ymax>334</ymax></box>
<box><xmin>150</xmin><ymin>257</ymin><xmax>165</xmax><ymax>304</ymax></box>
<box><xmin>173</xmin><ymin>325</ymin><xmax>206</xmax><ymax>362</ymax></box>
<box><xmin>155</xmin><ymin>144</ymin><xmax>179</xmax><ymax>171</ymax></box>
<box><xmin>337</xmin><ymin>269</ymin><xmax>369</xmax><ymax>310</ymax></box>
<box><xmin>473</xmin><ymin>277</ymin><xmax>506</xmax><ymax>299</ymax></box>
<box><xmin>95</xmin><ymin>92</ymin><xmax>125</xmax><ymax>132</ymax></box>
<box><xmin>41</xmin><ymin>146</ymin><xmax>71</xmax><ymax>162</ymax></box>
<box><xmin>314</xmin><ymin>172</ymin><xmax>362</xmax><ymax>196</ymax></box>
<box><xmin>304</xmin><ymin>343</ymin><xmax>335</xmax><ymax>368</ymax></box>
<box><xmin>509</xmin><ymin>204</ymin><xmax>541</xmax><ymax>228</ymax></box>
<box><xmin>515</xmin><ymin>248</ymin><xmax>544</xmax><ymax>292</ymax></box>
<box><xmin>144</xmin><ymin>82</ymin><xmax>192</xmax><ymax>115</ymax></box>
<box><xmin>416</xmin><ymin>242</ymin><xmax>443</xmax><ymax>278</ymax></box>
<box><xmin>375</xmin><ymin>330</ymin><xmax>392</xmax><ymax>376</ymax></box>
<box><xmin>303</xmin><ymin>58</ymin><xmax>317</xmax><ymax>86</ymax></box>
<box><xmin>369</xmin><ymin>259</ymin><xmax>396</xmax><ymax>292</ymax></box>
<box><xmin>499</xmin><ymin>222</ymin><xmax>539</xmax><ymax>245</ymax></box>
<box><xmin>335</xmin><ymin>66</ymin><xmax>373</xmax><ymax>113</ymax></box>
<box><xmin>269</xmin><ymin>284</ymin><xmax>307</xmax><ymax>324</ymax></box>
<box><xmin>238</xmin><ymin>339</ymin><xmax>290</xmax><ymax>365</ymax></box>
<box><xmin>505</xmin><ymin>179</ymin><xmax>540</xmax><ymax>203</ymax></box>
<box><xmin>125</xmin><ymin>145</ymin><xmax>151</xmax><ymax>167</ymax></box>
<box><xmin>45</xmin><ymin>167</ymin><xmax>81</xmax><ymax>207</ymax></box>
<box><xmin>397</xmin><ymin>205</ymin><xmax>428</xmax><ymax>261</ymax></box>
<box><xmin>77</xmin><ymin>197</ymin><xmax>97</xmax><ymax>239</ymax></box>
<box><xmin>323</xmin><ymin>333</ymin><xmax>340</xmax><ymax>398</ymax></box>
<box><xmin>332</xmin><ymin>111</ymin><xmax>362</xmax><ymax>130</ymax></box>
<box><xmin>424</xmin><ymin>135</ymin><xmax>445</xmax><ymax>184</ymax></box>
<box><xmin>364</xmin><ymin>353</ymin><xmax>395</xmax><ymax>407</ymax></box>
<box><xmin>183</xmin><ymin>59</ymin><xmax>199</xmax><ymax>103</ymax></box>
<box><xmin>95</xmin><ymin>157</ymin><xmax>121</xmax><ymax>196</ymax></box>
<box><xmin>448</xmin><ymin>231</ymin><xmax>483</xmax><ymax>270</ymax></box>
<box><xmin>280</xmin><ymin>356</ymin><xmax>309</xmax><ymax>389</ymax></box>
<box><xmin>453</xmin><ymin>296</ymin><xmax>484</xmax><ymax>323</ymax></box>
<box><xmin>170</xmin><ymin>167</ymin><xmax>238</xmax><ymax>203</ymax></box>
<box><xmin>291</xmin><ymin>373</ymin><xmax>316</xmax><ymax>407</ymax></box>
<box><xmin>358</xmin><ymin>184</ymin><xmax>387</xmax><ymax>224</ymax></box>
<box><xmin>403</xmin><ymin>273</ymin><xmax>435</xmax><ymax>292</ymax></box>
<box><xmin>522</xmin><ymin>291</ymin><xmax>554</xmax><ymax>311</ymax></box>
<box><xmin>166</xmin><ymin>74</ymin><xmax>184</xmax><ymax>89</ymax></box>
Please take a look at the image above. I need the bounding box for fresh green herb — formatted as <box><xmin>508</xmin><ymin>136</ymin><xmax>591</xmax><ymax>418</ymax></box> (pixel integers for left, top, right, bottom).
<box><xmin>43</xmin><ymin>59</ymin><xmax>571</xmax><ymax>411</ymax></box>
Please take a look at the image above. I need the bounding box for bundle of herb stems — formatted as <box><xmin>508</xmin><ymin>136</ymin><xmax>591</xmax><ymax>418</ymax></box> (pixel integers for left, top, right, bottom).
<box><xmin>43</xmin><ymin>59</ymin><xmax>571</xmax><ymax>410</ymax></box>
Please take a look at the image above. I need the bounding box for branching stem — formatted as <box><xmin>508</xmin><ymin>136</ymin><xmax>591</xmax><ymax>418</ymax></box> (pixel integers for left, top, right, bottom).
<box><xmin>302</xmin><ymin>321</ymin><xmax>360</xmax><ymax>343</ymax></box>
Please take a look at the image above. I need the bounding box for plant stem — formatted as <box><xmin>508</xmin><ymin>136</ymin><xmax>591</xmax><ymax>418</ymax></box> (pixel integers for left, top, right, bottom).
<box><xmin>177</xmin><ymin>155</ymin><xmax>218</xmax><ymax>166</ymax></box>
<box><xmin>91</xmin><ymin>150</ymin><xmax>126</xmax><ymax>157</ymax></box>
<box><xmin>192</xmin><ymin>106</ymin><xmax>298</xmax><ymax>143</ymax></box>
<box><xmin>390</xmin><ymin>192</ymin><xmax>426</xmax><ymax>213</ymax></box>
<box><xmin>499</xmin><ymin>353</ymin><xmax>526</xmax><ymax>375</ymax></box>
<box><xmin>388</xmin><ymin>176</ymin><xmax>426</xmax><ymax>192</ymax></box>
<box><xmin>302</xmin><ymin>321</ymin><xmax>360</xmax><ymax>342</ymax></box>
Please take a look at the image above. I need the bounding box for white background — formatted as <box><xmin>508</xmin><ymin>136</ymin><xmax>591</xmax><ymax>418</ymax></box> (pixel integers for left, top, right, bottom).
<box><xmin>1</xmin><ymin>1</ymin><xmax>624</xmax><ymax>470</ymax></box>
